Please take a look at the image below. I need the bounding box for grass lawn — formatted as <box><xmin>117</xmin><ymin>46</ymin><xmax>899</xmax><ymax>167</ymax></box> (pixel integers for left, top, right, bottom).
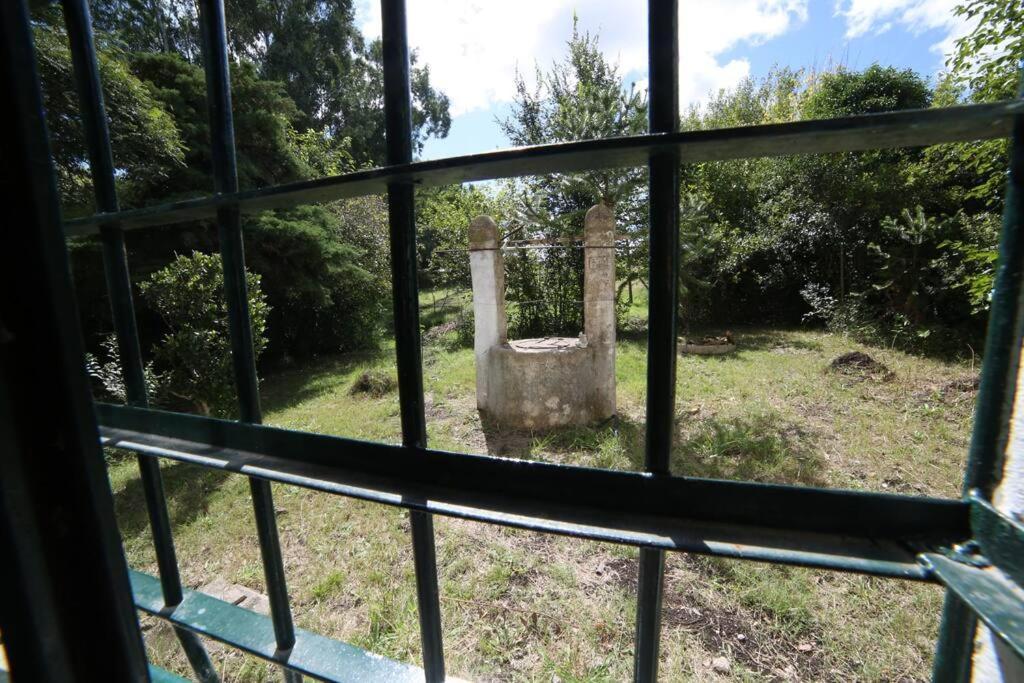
<box><xmin>107</xmin><ymin>297</ymin><xmax>979</xmax><ymax>680</ymax></box>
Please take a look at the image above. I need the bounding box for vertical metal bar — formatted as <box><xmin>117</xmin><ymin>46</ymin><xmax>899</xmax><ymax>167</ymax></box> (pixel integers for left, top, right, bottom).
<box><xmin>196</xmin><ymin>3</ymin><xmax>300</xmax><ymax>681</ymax></box>
<box><xmin>634</xmin><ymin>1</ymin><xmax>680</xmax><ymax>681</ymax></box>
<box><xmin>932</xmin><ymin>593</ymin><xmax>979</xmax><ymax>682</ymax></box>
<box><xmin>934</xmin><ymin>64</ymin><xmax>1024</xmax><ymax>683</ymax></box>
<box><xmin>380</xmin><ymin>1</ymin><xmax>445</xmax><ymax>680</ymax></box>
<box><xmin>963</xmin><ymin>66</ymin><xmax>1024</xmax><ymax>502</ymax></box>
<box><xmin>0</xmin><ymin>1</ymin><xmax>149</xmax><ymax>679</ymax></box>
<box><xmin>59</xmin><ymin>2</ymin><xmax>219</xmax><ymax>679</ymax></box>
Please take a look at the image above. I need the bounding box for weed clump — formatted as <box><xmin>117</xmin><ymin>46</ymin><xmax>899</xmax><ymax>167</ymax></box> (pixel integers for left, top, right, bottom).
<box><xmin>349</xmin><ymin>369</ymin><xmax>397</xmax><ymax>397</ymax></box>
<box><xmin>828</xmin><ymin>351</ymin><xmax>894</xmax><ymax>381</ymax></box>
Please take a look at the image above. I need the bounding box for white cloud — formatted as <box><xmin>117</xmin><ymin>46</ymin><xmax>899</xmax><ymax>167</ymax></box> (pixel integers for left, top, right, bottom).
<box><xmin>836</xmin><ymin>0</ymin><xmax>976</xmax><ymax>60</ymax></box>
<box><xmin>358</xmin><ymin>0</ymin><xmax>808</xmax><ymax>116</ymax></box>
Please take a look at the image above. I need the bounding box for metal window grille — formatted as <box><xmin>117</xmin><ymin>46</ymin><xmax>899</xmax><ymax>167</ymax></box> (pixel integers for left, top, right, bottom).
<box><xmin>0</xmin><ymin>0</ymin><xmax>1022</xmax><ymax>681</ymax></box>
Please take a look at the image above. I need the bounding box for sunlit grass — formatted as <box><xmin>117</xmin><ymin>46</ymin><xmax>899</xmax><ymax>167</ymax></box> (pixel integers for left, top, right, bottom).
<box><xmin>108</xmin><ymin>290</ymin><xmax>976</xmax><ymax>680</ymax></box>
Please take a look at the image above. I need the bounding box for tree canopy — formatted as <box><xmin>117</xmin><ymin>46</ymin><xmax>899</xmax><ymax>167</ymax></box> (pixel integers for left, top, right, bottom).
<box><xmin>498</xmin><ymin>21</ymin><xmax>648</xmax><ymax>333</ymax></box>
<box><xmin>86</xmin><ymin>0</ymin><xmax>450</xmax><ymax>165</ymax></box>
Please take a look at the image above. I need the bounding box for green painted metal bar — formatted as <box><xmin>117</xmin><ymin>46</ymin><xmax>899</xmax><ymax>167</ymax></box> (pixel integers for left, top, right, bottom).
<box><xmin>933</xmin><ymin>64</ymin><xmax>1024</xmax><ymax>683</ymax></box>
<box><xmin>149</xmin><ymin>665</ymin><xmax>191</xmax><ymax>683</ymax></box>
<box><xmin>62</xmin><ymin>101</ymin><xmax>1021</xmax><ymax>236</ymax></box>
<box><xmin>971</xmin><ymin>493</ymin><xmax>1024</xmax><ymax>590</ymax></box>
<box><xmin>131</xmin><ymin>570</ymin><xmax>423</xmax><ymax>682</ymax></box>
<box><xmin>58</xmin><ymin>1</ymin><xmax>220</xmax><ymax>678</ymax></box>
<box><xmin>634</xmin><ymin>2</ymin><xmax>680</xmax><ymax>680</ymax></box>
<box><xmin>932</xmin><ymin>592</ymin><xmax>977</xmax><ymax>683</ymax></box>
<box><xmin>196</xmin><ymin>3</ymin><xmax>299</xmax><ymax>681</ymax></box>
<box><xmin>964</xmin><ymin>68</ymin><xmax>1024</xmax><ymax>501</ymax></box>
<box><xmin>95</xmin><ymin>403</ymin><xmax>969</xmax><ymax>578</ymax></box>
<box><xmin>380</xmin><ymin>1</ymin><xmax>445</xmax><ymax>680</ymax></box>
<box><xmin>0</xmin><ymin>2</ymin><xmax>149</xmax><ymax>678</ymax></box>
<box><xmin>923</xmin><ymin>554</ymin><xmax>1024</xmax><ymax>662</ymax></box>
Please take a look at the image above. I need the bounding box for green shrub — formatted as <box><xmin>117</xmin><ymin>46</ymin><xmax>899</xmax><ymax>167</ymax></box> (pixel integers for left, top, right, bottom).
<box><xmin>140</xmin><ymin>252</ymin><xmax>269</xmax><ymax>416</ymax></box>
<box><xmin>84</xmin><ymin>334</ymin><xmax>162</xmax><ymax>404</ymax></box>
<box><xmin>244</xmin><ymin>206</ymin><xmax>387</xmax><ymax>359</ymax></box>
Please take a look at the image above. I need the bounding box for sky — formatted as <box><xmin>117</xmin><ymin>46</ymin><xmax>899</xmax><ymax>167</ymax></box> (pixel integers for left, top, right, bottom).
<box><xmin>354</xmin><ymin>0</ymin><xmax>977</xmax><ymax>161</ymax></box>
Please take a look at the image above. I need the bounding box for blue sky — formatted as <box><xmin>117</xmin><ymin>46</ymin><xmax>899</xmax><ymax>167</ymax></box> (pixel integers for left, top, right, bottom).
<box><xmin>355</xmin><ymin>1</ymin><xmax>975</xmax><ymax>160</ymax></box>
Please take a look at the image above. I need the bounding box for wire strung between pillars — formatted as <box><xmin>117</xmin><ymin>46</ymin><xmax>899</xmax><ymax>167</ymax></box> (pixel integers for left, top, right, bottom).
<box><xmin>196</xmin><ymin>2</ymin><xmax>300</xmax><ymax>682</ymax></box>
<box><xmin>59</xmin><ymin>1</ymin><xmax>219</xmax><ymax>680</ymax></box>
<box><xmin>432</xmin><ymin>239</ymin><xmax>640</xmax><ymax>255</ymax></box>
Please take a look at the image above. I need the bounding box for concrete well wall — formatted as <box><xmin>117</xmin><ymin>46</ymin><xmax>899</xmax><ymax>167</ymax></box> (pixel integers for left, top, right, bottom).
<box><xmin>469</xmin><ymin>204</ymin><xmax>616</xmax><ymax>429</ymax></box>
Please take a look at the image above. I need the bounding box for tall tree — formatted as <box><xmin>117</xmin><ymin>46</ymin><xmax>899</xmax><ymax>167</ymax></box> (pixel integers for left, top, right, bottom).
<box><xmin>946</xmin><ymin>0</ymin><xmax>1023</xmax><ymax>208</ymax></box>
<box><xmin>88</xmin><ymin>0</ymin><xmax>451</xmax><ymax>165</ymax></box>
<box><xmin>789</xmin><ymin>65</ymin><xmax>933</xmax><ymax>300</ymax></box>
<box><xmin>499</xmin><ymin>20</ymin><xmax>647</xmax><ymax>331</ymax></box>
<box><xmin>32</xmin><ymin>19</ymin><xmax>184</xmax><ymax>215</ymax></box>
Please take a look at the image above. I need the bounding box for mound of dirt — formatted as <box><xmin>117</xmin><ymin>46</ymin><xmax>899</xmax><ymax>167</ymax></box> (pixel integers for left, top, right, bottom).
<box><xmin>828</xmin><ymin>351</ymin><xmax>894</xmax><ymax>381</ymax></box>
<box><xmin>349</xmin><ymin>369</ymin><xmax>397</xmax><ymax>397</ymax></box>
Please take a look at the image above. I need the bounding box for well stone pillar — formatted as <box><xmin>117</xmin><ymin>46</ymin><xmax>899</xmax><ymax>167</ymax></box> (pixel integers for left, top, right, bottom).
<box><xmin>468</xmin><ymin>215</ymin><xmax>506</xmax><ymax>411</ymax></box>
<box><xmin>584</xmin><ymin>203</ymin><xmax>616</xmax><ymax>419</ymax></box>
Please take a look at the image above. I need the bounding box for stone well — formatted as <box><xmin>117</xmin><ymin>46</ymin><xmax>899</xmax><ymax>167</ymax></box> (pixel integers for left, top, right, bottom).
<box><xmin>469</xmin><ymin>204</ymin><xmax>616</xmax><ymax>429</ymax></box>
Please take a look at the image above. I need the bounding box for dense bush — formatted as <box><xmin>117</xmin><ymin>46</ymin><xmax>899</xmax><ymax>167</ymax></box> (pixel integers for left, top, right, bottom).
<box><xmin>244</xmin><ymin>206</ymin><xmax>387</xmax><ymax>359</ymax></box>
<box><xmin>54</xmin><ymin>40</ymin><xmax>391</xmax><ymax>364</ymax></box>
<box><xmin>139</xmin><ymin>252</ymin><xmax>269</xmax><ymax>416</ymax></box>
<box><xmin>85</xmin><ymin>334</ymin><xmax>162</xmax><ymax>404</ymax></box>
<box><xmin>676</xmin><ymin>49</ymin><xmax>1006</xmax><ymax>354</ymax></box>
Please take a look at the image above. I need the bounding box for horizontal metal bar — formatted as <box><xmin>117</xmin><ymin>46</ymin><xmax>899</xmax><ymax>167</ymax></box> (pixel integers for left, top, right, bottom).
<box><xmin>64</xmin><ymin>101</ymin><xmax>1020</xmax><ymax>235</ymax></box>
<box><xmin>970</xmin><ymin>491</ymin><xmax>1024</xmax><ymax>588</ymax></box>
<box><xmin>97</xmin><ymin>404</ymin><xmax>969</xmax><ymax>579</ymax></box>
<box><xmin>149</xmin><ymin>664</ymin><xmax>191</xmax><ymax>683</ymax></box>
<box><xmin>921</xmin><ymin>553</ymin><xmax>1024</xmax><ymax>662</ymax></box>
<box><xmin>131</xmin><ymin>570</ymin><xmax>422</xmax><ymax>682</ymax></box>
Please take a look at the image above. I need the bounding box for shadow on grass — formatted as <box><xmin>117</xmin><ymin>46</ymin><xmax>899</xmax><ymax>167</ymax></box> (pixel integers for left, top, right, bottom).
<box><xmin>669</xmin><ymin>412</ymin><xmax>825</xmax><ymax>486</ymax></box>
<box><xmin>260</xmin><ymin>349</ymin><xmax>393</xmax><ymax>414</ymax></box>
<box><xmin>113</xmin><ymin>459</ymin><xmax>231</xmax><ymax>542</ymax></box>
<box><xmin>479</xmin><ymin>408</ymin><xmax>821</xmax><ymax>486</ymax></box>
<box><xmin>679</xmin><ymin>327</ymin><xmax>825</xmax><ymax>356</ymax></box>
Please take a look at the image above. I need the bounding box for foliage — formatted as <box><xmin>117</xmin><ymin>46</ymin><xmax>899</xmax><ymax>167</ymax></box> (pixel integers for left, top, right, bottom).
<box><xmin>499</xmin><ymin>20</ymin><xmax>648</xmax><ymax>334</ymax></box>
<box><xmin>788</xmin><ymin>66</ymin><xmax>933</xmax><ymax>300</ymax></box>
<box><xmin>243</xmin><ymin>206</ymin><xmax>387</xmax><ymax>359</ymax></box>
<box><xmin>869</xmin><ymin>207</ymin><xmax>953</xmax><ymax>327</ymax></box>
<box><xmin>949</xmin><ymin>0</ymin><xmax>1023</xmax><ymax>103</ymax></box>
<box><xmin>801</xmin><ymin>64</ymin><xmax>931</xmax><ymax>118</ymax></box>
<box><xmin>57</xmin><ymin>49</ymin><xmax>388</xmax><ymax>363</ymax></box>
<box><xmin>329</xmin><ymin>195</ymin><xmax>392</xmax><ymax>290</ymax></box>
<box><xmin>84</xmin><ymin>334</ymin><xmax>162</xmax><ymax>404</ymax></box>
<box><xmin>126</xmin><ymin>52</ymin><xmax>320</xmax><ymax>200</ymax></box>
<box><xmin>798</xmin><ymin>284</ymin><xmax>875</xmax><ymax>339</ymax></box>
<box><xmin>946</xmin><ymin>0</ymin><xmax>1023</xmax><ymax>207</ymax></box>
<box><xmin>32</xmin><ymin>21</ymin><xmax>184</xmax><ymax>214</ymax></box>
<box><xmin>676</xmin><ymin>194</ymin><xmax>714</xmax><ymax>332</ymax></box>
<box><xmin>940</xmin><ymin>212</ymin><xmax>1002</xmax><ymax>313</ymax></box>
<box><xmin>87</xmin><ymin>0</ymin><xmax>202</xmax><ymax>58</ymax></box>
<box><xmin>139</xmin><ymin>252</ymin><xmax>269</xmax><ymax>416</ymax></box>
<box><xmin>417</xmin><ymin>185</ymin><xmax>508</xmax><ymax>290</ymax></box>
<box><xmin>681</xmin><ymin>58</ymin><xmax>999</xmax><ymax>354</ymax></box>
<box><xmin>88</xmin><ymin>0</ymin><xmax>451</xmax><ymax>165</ymax></box>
